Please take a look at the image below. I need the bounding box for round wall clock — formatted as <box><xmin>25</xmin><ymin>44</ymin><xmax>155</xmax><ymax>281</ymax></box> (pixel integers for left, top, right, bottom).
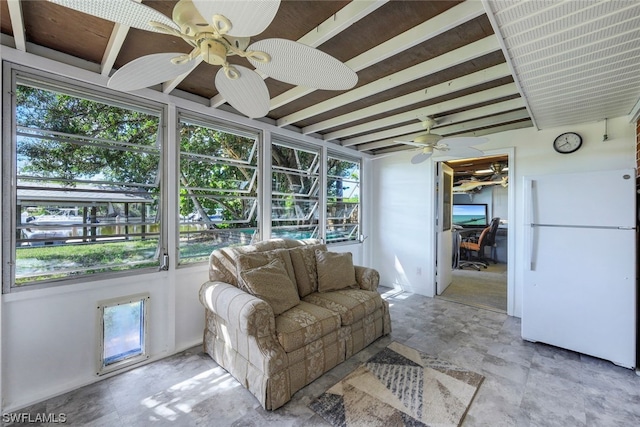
<box><xmin>553</xmin><ymin>132</ymin><xmax>582</xmax><ymax>154</ymax></box>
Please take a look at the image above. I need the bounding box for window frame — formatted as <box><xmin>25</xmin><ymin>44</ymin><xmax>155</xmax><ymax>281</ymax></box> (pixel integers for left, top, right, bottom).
<box><xmin>2</xmin><ymin>65</ymin><xmax>168</xmax><ymax>293</ymax></box>
<box><xmin>270</xmin><ymin>137</ymin><xmax>323</xmax><ymax>241</ymax></box>
<box><xmin>325</xmin><ymin>152</ymin><xmax>362</xmax><ymax>245</ymax></box>
<box><xmin>176</xmin><ymin>110</ymin><xmax>262</xmax><ymax>266</ymax></box>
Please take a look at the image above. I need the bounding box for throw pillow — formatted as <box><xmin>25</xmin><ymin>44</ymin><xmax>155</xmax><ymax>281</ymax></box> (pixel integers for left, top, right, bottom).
<box><xmin>288</xmin><ymin>244</ymin><xmax>327</xmax><ymax>297</ymax></box>
<box><xmin>315</xmin><ymin>250</ymin><xmax>358</xmax><ymax>292</ymax></box>
<box><xmin>239</xmin><ymin>258</ymin><xmax>300</xmax><ymax>315</ymax></box>
<box><xmin>236</xmin><ymin>249</ymin><xmax>296</xmax><ymax>292</ymax></box>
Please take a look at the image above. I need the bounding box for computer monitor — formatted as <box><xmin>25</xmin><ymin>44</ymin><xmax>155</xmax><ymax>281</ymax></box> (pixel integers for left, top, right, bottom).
<box><xmin>452</xmin><ymin>203</ymin><xmax>488</xmax><ymax>227</ymax></box>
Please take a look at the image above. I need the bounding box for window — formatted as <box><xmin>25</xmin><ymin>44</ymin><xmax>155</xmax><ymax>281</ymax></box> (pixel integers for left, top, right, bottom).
<box><xmin>98</xmin><ymin>294</ymin><xmax>149</xmax><ymax>375</ymax></box>
<box><xmin>178</xmin><ymin>115</ymin><xmax>259</xmax><ymax>264</ymax></box>
<box><xmin>3</xmin><ymin>74</ymin><xmax>164</xmax><ymax>291</ymax></box>
<box><xmin>271</xmin><ymin>140</ymin><xmax>321</xmax><ymax>239</ymax></box>
<box><xmin>326</xmin><ymin>155</ymin><xmax>361</xmax><ymax>243</ymax></box>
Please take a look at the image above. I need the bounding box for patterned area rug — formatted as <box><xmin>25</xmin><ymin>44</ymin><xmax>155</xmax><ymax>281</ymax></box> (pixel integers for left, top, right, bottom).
<box><xmin>310</xmin><ymin>342</ymin><xmax>484</xmax><ymax>427</ymax></box>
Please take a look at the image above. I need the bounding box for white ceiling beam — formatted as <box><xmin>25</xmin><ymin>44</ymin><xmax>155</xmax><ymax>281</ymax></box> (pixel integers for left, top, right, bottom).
<box><xmin>347</xmin><ymin>97</ymin><xmax>525</xmax><ymax>149</ymax></box>
<box><xmin>210</xmin><ymin>0</ymin><xmax>387</xmax><ymax>108</ymax></box>
<box><xmin>453</xmin><ymin>120</ymin><xmax>533</xmax><ymax>138</ymax></box>
<box><xmin>164</xmin><ymin>57</ymin><xmax>203</xmax><ymax>94</ymax></box>
<box><xmin>101</xmin><ymin>0</ymin><xmax>143</xmax><ymax>76</ymax></box>
<box><xmin>332</xmin><ymin>83</ymin><xmax>518</xmax><ymax>143</ymax></box>
<box><xmin>101</xmin><ymin>23</ymin><xmax>129</xmax><ymax>76</ymax></box>
<box><xmin>437</xmin><ymin>108</ymin><xmax>530</xmax><ymax>133</ymax></box>
<box><xmin>303</xmin><ymin>63</ymin><xmax>511</xmax><ymax>135</ymax></box>
<box><xmin>296</xmin><ymin>0</ymin><xmax>388</xmax><ymax>48</ymax></box>
<box><xmin>277</xmin><ymin>36</ymin><xmax>501</xmax><ymax>127</ymax></box>
<box><xmin>271</xmin><ymin>0</ymin><xmax>485</xmax><ymax>111</ymax></box>
<box><xmin>7</xmin><ymin>0</ymin><xmax>27</xmax><ymax>52</ymax></box>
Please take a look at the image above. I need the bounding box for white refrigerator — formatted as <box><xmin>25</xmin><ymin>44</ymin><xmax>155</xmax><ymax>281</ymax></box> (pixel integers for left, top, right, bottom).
<box><xmin>522</xmin><ymin>168</ymin><xmax>637</xmax><ymax>368</ymax></box>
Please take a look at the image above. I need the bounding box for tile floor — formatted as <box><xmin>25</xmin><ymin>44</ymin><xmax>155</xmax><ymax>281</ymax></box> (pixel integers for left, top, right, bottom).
<box><xmin>6</xmin><ymin>288</ymin><xmax>640</xmax><ymax>426</ymax></box>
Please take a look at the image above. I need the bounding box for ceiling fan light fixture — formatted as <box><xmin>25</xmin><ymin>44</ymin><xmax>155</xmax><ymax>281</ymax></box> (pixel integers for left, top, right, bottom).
<box><xmin>490</xmin><ymin>162</ymin><xmax>507</xmax><ymax>174</ymax></box>
<box><xmin>199</xmin><ymin>39</ymin><xmax>228</xmax><ymax>65</ymax></box>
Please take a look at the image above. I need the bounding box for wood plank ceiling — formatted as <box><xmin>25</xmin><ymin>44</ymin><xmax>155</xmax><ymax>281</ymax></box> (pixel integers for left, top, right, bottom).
<box><xmin>1</xmin><ymin>0</ymin><xmax>639</xmax><ymax>159</ymax></box>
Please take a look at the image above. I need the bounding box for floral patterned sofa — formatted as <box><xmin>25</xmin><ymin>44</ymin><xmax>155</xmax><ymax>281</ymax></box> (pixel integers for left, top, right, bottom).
<box><xmin>199</xmin><ymin>238</ymin><xmax>391</xmax><ymax>410</ymax></box>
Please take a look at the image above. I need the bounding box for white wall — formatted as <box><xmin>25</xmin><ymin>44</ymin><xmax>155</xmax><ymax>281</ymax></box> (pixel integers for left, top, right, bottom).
<box><xmin>1</xmin><ymin>267</ymin><xmax>205</xmax><ymax>410</ymax></box>
<box><xmin>371</xmin><ymin>151</ymin><xmax>436</xmax><ymax>294</ymax></box>
<box><xmin>371</xmin><ymin>116</ymin><xmax>636</xmax><ymax>316</ymax></box>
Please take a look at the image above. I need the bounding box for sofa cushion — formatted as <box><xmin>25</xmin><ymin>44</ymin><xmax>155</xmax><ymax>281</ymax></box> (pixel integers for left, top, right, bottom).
<box><xmin>209</xmin><ymin>239</ymin><xmax>307</xmax><ymax>285</ymax></box>
<box><xmin>275</xmin><ymin>301</ymin><xmax>341</xmax><ymax>352</ymax></box>
<box><xmin>303</xmin><ymin>289</ymin><xmax>383</xmax><ymax>326</ymax></box>
<box><xmin>315</xmin><ymin>250</ymin><xmax>358</xmax><ymax>292</ymax></box>
<box><xmin>239</xmin><ymin>258</ymin><xmax>300</xmax><ymax>315</ymax></box>
<box><xmin>236</xmin><ymin>249</ymin><xmax>296</xmax><ymax>292</ymax></box>
<box><xmin>287</xmin><ymin>244</ymin><xmax>327</xmax><ymax>297</ymax></box>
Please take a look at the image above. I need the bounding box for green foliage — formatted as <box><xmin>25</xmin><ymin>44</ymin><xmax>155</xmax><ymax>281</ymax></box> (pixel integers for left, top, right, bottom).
<box><xmin>179</xmin><ymin>122</ymin><xmax>258</xmax><ymax>223</ymax></box>
<box><xmin>16</xmin><ymin>86</ymin><xmax>160</xmax><ymax>186</ymax></box>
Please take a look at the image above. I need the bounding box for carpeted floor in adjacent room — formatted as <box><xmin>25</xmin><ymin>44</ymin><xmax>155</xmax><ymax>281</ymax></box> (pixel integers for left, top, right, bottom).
<box><xmin>439</xmin><ymin>262</ymin><xmax>507</xmax><ymax>313</ymax></box>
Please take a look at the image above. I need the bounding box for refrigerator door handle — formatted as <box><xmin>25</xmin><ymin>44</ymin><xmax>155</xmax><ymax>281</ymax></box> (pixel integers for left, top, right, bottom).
<box><xmin>526</xmin><ymin>179</ymin><xmax>537</xmax><ymax>271</ymax></box>
<box><xmin>529</xmin><ymin>225</ymin><xmax>538</xmax><ymax>271</ymax></box>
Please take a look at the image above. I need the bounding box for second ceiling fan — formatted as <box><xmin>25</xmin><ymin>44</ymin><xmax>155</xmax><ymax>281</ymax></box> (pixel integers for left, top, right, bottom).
<box><xmin>394</xmin><ymin>117</ymin><xmax>488</xmax><ymax>164</ymax></box>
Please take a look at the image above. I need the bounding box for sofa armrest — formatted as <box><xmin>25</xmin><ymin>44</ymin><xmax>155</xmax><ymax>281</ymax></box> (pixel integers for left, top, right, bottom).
<box><xmin>199</xmin><ymin>281</ymin><xmax>276</xmax><ymax>338</ymax></box>
<box><xmin>354</xmin><ymin>265</ymin><xmax>380</xmax><ymax>291</ymax></box>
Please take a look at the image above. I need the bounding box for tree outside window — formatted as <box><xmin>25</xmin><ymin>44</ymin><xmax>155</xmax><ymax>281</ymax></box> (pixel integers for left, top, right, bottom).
<box><xmin>5</xmin><ymin>82</ymin><xmax>163</xmax><ymax>289</ymax></box>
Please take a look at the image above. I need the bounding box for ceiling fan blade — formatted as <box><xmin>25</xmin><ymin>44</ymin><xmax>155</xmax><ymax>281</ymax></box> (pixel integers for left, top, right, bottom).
<box><xmin>411</xmin><ymin>151</ymin><xmax>433</xmax><ymax>164</ymax></box>
<box><xmin>193</xmin><ymin>0</ymin><xmax>280</xmax><ymax>37</ymax></box>
<box><xmin>441</xmin><ymin>136</ymin><xmax>489</xmax><ymax>147</ymax></box>
<box><xmin>48</xmin><ymin>0</ymin><xmax>179</xmax><ymax>33</ymax></box>
<box><xmin>394</xmin><ymin>139</ymin><xmax>427</xmax><ymax>147</ymax></box>
<box><xmin>108</xmin><ymin>53</ymin><xmax>198</xmax><ymax>92</ymax></box>
<box><xmin>433</xmin><ymin>146</ymin><xmax>485</xmax><ymax>160</ymax></box>
<box><xmin>215</xmin><ymin>66</ymin><xmax>270</xmax><ymax>118</ymax></box>
<box><xmin>247</xmin><ymin>39</ymin><xmax>358</xmax><ymax>90</ymax></box>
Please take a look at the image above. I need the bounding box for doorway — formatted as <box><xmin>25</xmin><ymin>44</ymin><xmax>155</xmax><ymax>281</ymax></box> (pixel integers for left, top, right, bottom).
<box><xmin>435</xmin><ymin>153</ymin><xmax>510</xmax><ymax>313</ymax></box>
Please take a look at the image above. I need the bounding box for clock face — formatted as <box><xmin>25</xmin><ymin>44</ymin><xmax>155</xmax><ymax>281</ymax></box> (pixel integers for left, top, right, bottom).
<box><xmin>553</xmin><ymin>132</ymin><xmax>582</xmax><ymax>154</ymax></box>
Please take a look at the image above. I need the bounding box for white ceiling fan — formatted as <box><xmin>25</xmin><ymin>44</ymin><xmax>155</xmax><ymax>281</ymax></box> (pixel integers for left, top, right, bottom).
<box><xmin>48</xmin><ymin>0</ymin><xmax>358</xmax><ymax>118</ymax></box>
<box><xmin>394</xmin><ymin>117</ymin><xmax>488</xmax><ymax>164</ymax></box>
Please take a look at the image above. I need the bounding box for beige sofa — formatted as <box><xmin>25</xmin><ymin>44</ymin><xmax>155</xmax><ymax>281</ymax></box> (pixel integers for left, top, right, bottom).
<box><xmin>199</xmin><ymin>238</ymin><xmax>391</xmax><ymax>410</ymax></box>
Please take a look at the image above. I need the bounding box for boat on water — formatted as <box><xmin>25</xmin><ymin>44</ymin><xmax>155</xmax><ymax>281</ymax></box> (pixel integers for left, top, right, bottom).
<box><xmin>27</xmin><ymin>208</ymin><xmax>88</xmax><ymax>226</ymax></box>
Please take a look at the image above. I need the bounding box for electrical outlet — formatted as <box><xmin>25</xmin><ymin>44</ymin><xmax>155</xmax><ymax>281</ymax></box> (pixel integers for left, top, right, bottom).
<box><xmin>416</xmin><ymin>267</ymin><xmax>422</xmax><ymax>276</ymax></box>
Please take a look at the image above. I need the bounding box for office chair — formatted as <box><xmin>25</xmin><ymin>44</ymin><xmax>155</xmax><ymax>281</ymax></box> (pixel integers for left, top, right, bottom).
<box><xmin>483</xmin><ymin>217</ymin><xmax>501</xmax><ymax>264</ymax></box>
<box><xmin>458</xmin><ymin>217</ymin><xmax>500</xmax><ymax>269</ymax></box>
<box><xmin>459</xmin><ymin>226</ymin><xmax>490</xmax><ymax>270</ymax></box>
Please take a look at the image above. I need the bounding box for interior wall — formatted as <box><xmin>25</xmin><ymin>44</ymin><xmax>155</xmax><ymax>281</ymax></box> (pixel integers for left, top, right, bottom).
<box><xmin>1</xmin><ymin>259</ymin><xmax>209</xmax><ymax>413</ymax></box>
<box><xmin>372</xmin><ymin>116</ymin><xmax>636</xmax><ymax>316</ymax></box>
<box><xmin>453</xmin><ymin>185</ymin><xmax>508</xmax><ymax>222</ymax></box>
<box><xmin>371</xmin><ymin>151</ymin><xmax>436</xmax><ymax>295</ymax></box>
